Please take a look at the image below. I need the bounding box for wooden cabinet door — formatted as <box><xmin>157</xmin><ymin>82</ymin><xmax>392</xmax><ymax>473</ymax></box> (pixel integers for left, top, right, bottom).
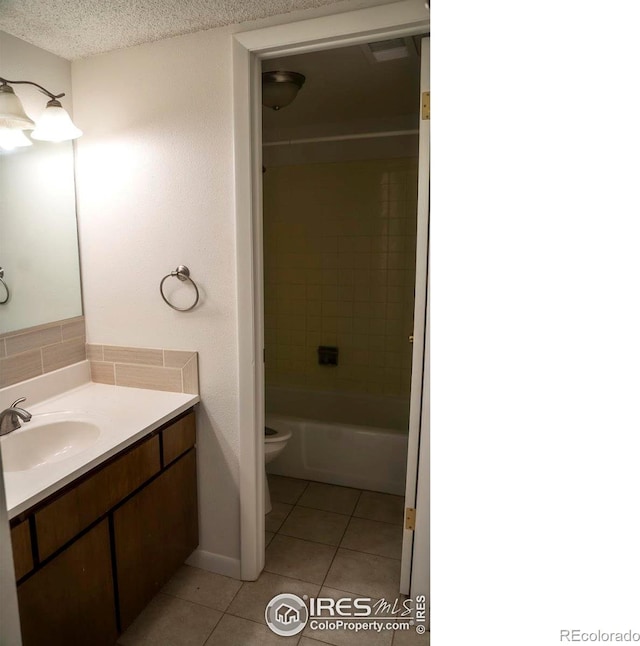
<box><xmin>17</xmin><ymin>520</ymin><xmax>118</xmax><ymax>646</ymax></box>
<box><xmin>114</xmin><ymin>449</ymin><xmax>198</xmax><ymax>630</ymax></box>
<box><xmin>11</xmin><ymin>521</ymin><xmax>33</xmax><ymax>581</ymax></box>
<box><xmin>36</xmin><ymin>435</ymin><xmax>160</xmax><ymax>560</ymax></box>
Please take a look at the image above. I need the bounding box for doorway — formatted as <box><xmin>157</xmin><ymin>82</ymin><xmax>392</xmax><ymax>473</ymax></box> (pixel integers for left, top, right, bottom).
<box><xmin>260</xmin><ymin>38</ymin><xmax>422</xmax><ymax>597</ymax></box>
<box><xmin>232</xmin><ymin>1</ymin><xmax>429</xmax><ymax>604</ymax></box>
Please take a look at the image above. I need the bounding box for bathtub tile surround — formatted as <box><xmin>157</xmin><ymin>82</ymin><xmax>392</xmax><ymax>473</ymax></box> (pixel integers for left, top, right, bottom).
<box><xmin>264</xmin><ymin>158</ymin><xmax>418</xmax><ymax>399</ymax></box>
<box><xmin>116</xmin><ymin>474</ymin><xmax>424</xmax><ymax>646</ymax></box>
<box><xmin>0</xmin><ymin>316</ymin><xmax>86</xmax><ymax>387</ymax></box>
<box><xmin>87</xmin><ymin>344</ymin><xmax>199</xmax><ymax>394</ymax></box>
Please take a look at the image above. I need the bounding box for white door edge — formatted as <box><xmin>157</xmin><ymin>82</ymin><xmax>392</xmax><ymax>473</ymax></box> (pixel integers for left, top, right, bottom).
<box><xmin>400</xmin><ymin>35</ymin><xmax>430</xmax><ymax>597</ymax></box>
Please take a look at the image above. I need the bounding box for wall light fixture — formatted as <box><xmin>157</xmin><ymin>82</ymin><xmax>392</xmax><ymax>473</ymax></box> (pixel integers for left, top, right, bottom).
<box><xmin>0</xmin><ymin>77</ymin><xmax>82</xmax><ymax>150</ymax></box>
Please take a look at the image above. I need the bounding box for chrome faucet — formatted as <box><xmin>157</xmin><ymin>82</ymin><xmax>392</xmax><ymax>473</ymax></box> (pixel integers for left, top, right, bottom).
<box><xmin>0</xmin><ymin>398</ymin><xmax>32</xmax><ymax>436</ymax></box>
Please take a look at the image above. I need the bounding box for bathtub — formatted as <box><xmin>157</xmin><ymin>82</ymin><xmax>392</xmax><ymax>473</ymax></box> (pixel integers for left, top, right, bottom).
<box><xmin>265</xmin><ymin>387</ymin><xmax>409</xmax><ymax>496</ymax></box>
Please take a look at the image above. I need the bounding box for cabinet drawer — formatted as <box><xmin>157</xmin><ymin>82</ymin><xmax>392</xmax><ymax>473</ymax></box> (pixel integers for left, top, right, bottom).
<box><xmin>18</xmin><ymin>520</ymin><xmax>118</xmax><ymax>646</ymax></box>
<box><xmin>162</xmin><ymin>411</ymin><xmax>196</xmax><ymax>465</ymax></box>
<box><xmin>114</xmin><ymin>449</ymin><xmax>198</xmax><ymax>630</ymax></box>
<box><xmin>11</xmin><ymin>520</ymin><xmax>33</xmax><ymax>580</ymax></box>
<box><xmin>36</xmin><ymin>435</ymin><xmax>161</xmax><ymax>560</ymax></box>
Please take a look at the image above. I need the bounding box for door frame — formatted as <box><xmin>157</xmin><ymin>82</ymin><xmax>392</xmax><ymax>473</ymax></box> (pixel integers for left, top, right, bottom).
<box><xmin>232</xmin><ymin>0</ymin><xmax>430</xmax><ymax>580</ymax></box>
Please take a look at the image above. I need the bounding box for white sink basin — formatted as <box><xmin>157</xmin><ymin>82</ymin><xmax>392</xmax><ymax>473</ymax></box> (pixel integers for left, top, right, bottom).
<box><xmin>1</xmin><ymin>412</ymin><xmax>101</xmax><ymax>472</ymax></box>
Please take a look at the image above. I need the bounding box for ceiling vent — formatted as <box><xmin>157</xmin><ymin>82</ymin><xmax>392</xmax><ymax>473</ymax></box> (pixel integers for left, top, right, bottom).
<box><xmin>361</xmin><ymin>35</ymin><xmax>426</xmax><ymax>64</ymax></box>
<box><xmin>366</xmin><ymin>38</ymin><xmax>410</xmax><ymax>62</ymax></box>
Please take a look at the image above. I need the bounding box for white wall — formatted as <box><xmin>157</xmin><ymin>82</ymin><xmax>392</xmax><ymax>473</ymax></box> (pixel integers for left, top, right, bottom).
<box><xmin>73</xmin><ymin>27</ymin><xmax>241</xmax><ymax>571</ymax></box>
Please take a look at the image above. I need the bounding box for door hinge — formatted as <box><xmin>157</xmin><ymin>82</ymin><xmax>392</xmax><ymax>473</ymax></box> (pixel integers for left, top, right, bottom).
<box><xmin>405</xmin><ymin>507</ymin><xmax>416</xmax><ymax>530</ymax></box>
<box><xmin>422</xmin><ymin>91</ymin><xmax>430</xmax><ymax>120</ymax></box>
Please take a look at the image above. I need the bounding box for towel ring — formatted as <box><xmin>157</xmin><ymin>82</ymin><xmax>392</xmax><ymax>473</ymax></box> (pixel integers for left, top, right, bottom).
<box><xmin>0</xmin><ymin>267</ymin><xmax>9</xmax><ymax>305</ymax></box>
<box><xmin>159</xmin><ymin>265</ymin><xmax>199</xmax><ymax>311</ymax></box>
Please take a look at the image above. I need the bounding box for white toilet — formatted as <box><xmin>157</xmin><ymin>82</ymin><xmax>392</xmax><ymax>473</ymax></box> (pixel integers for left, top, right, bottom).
<box><xmin>264</xmin><ymin>425</ymin><xmax>292</xmax><ymax>514</ymax></box>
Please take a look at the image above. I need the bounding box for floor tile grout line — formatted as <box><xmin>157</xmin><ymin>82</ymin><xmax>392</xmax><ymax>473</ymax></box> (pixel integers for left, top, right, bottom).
<box><xmin>222</xmin><ymin>578</ymin><xmax>246</xmax><ymax>614</ymax></box>
<box><xmin>350</xmin><ymin>489</ymin><xmax>364</xmax><ymax>518</ymax></box>
<box><xmin>267</xmin><ymin>499</ymin><xmax>299</xmax><ymax>534</ymax></box>
<box><xmin>351</xmin><ymin>512</ymin><xmax>405</xmax><ymax>527</ymax></box>
<box><xmin>277</xmin><ymin>527</ymin><xmax>346</xmax><ymax>548</ymax></box>
<box><xmin>274</xmin><ymin>497</ymin><xmax>297</xmax><ymax>532</ymax></box>
<box><xmin>337</xmin><ymin>545</ymin><xmax>403</xmax><ymax>563</ymax></box>
<box><xmin>318</xmin><ymin>493</ymin><xmax>359</xmax><ymax>589</ymax></box>
<box><xmin>293</xmin><ymin>502</ymin><xmax>356</xmax><ymax>517</ymax></box>
<box><xmin>156</xmin><ymin>590</ymin><xmax>239</xmax><ymax>615</ymax></box>
<box><xmin>262</xmin><ymin>564</ymin><xmax>329</xmax><ymax>587</ymax></box>
<box><xmin>269</xmin><ymin>527</ymin><xmax>348</xmax><ymax>551</ymax></box>
<box><xmin>199</xmin><ymin>607</ymin><xmax>224</xmax><ymax>646</ymax></box>
<box><xmin>301</xmin><ymin>634</ymin><xmax>337</xmax><ymax>646</ymax></box>
<box><xmin>294</xmin><ymin>478</ymin><xmax>310</xmax><ymax>504</ymax></box>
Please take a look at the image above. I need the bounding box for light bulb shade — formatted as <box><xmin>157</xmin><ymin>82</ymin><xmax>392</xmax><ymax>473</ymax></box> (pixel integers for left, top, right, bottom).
<box><xmin>262</xmin><ymin>71</ymin><xmax>305</xmax><ymax>111</ymax></box>
<box><xmin>31</xmin><ymin>101</ymin><xmax>82</xmax><ymax>142</ymax></box>
<box><xmin>0</xmin><ymin>85</ymin><xmax>35</xmax><ymax>129</ymax></box>
<box><xmin>0</xmin><ymin>127</ymin><xmax>33</xmax><ymax>151</ymax></box>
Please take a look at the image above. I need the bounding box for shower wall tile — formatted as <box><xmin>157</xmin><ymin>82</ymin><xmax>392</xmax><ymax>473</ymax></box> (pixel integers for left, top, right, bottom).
<box><xmin>263</xmin><ymin>158</ymin><xmax>418</xmax><ymax>398</ymax></box>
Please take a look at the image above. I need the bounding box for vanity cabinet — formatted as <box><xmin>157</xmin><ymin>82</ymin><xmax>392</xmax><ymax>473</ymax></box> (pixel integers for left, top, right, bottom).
<box><xmin>115</xmin><ymin>448</ymin><xmax>198</xmax><ymax>629</ymax></box>
<box><xmin>35</xmin><ymin>435</ymin><xmax>161</xmax><ymax>560</ymax></box>
<box><xmin>10</xmin><ymin>408</ymin><xmax>198</xmax><ymax>646</ymax></box>
<box><xmin>17</xmin><ymin>520</ymin><xmax>118</xmax><ymax>646</ymax></box>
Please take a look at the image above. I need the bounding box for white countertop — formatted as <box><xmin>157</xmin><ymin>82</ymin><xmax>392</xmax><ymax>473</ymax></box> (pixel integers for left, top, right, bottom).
<box><xmin>1</xmin><ymin>366</ymin><xmax>199</xmax><ymax>519</ymax></box>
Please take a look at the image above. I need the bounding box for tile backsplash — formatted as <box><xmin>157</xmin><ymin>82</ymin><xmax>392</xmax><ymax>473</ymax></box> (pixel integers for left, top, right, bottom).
<box><xmin>87</xmin><ymin>345</ymin><xmax>198</xmax><ymax>394</ymax></box>
<box><xmin>263</xmin><ymin>157</ymin><xmax>418</xmax><ymax>397</ymax></box>
<box><xmin>0</xmin><ymin>317</ymin><xmax>86</xmax><ymax>388</ymax></box>
<box><xmin>0</xmin><ymin>321</ymin><xmax>198</xmax><ymax>395</ymax></box>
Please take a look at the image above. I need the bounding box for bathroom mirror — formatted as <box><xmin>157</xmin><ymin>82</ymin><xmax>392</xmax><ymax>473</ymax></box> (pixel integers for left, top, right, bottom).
<box><xmin>0</xmin><ymin>140</ymin><xmax>83</xmax><ymax>334</ymax></box>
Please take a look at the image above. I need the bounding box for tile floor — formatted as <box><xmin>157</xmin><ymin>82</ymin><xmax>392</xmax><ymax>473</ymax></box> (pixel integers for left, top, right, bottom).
<box><xmin>118</xmin><ymin>475</ymin><xmax>428</xmax><ymax>646</ymax></box>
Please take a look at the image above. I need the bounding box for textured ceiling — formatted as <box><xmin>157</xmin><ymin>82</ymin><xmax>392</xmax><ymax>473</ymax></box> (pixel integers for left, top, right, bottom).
<box><xmin>0</xmin><ymin>0</ymin><xmax>352</xmax><ymax>60</ymax></box>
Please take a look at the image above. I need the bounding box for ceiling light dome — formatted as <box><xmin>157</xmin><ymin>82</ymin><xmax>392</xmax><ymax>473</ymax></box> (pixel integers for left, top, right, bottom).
<box><xmin>262</xmin><ymin>71</ymin><xmax>305</xmax><ymax>111</ymax></box>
